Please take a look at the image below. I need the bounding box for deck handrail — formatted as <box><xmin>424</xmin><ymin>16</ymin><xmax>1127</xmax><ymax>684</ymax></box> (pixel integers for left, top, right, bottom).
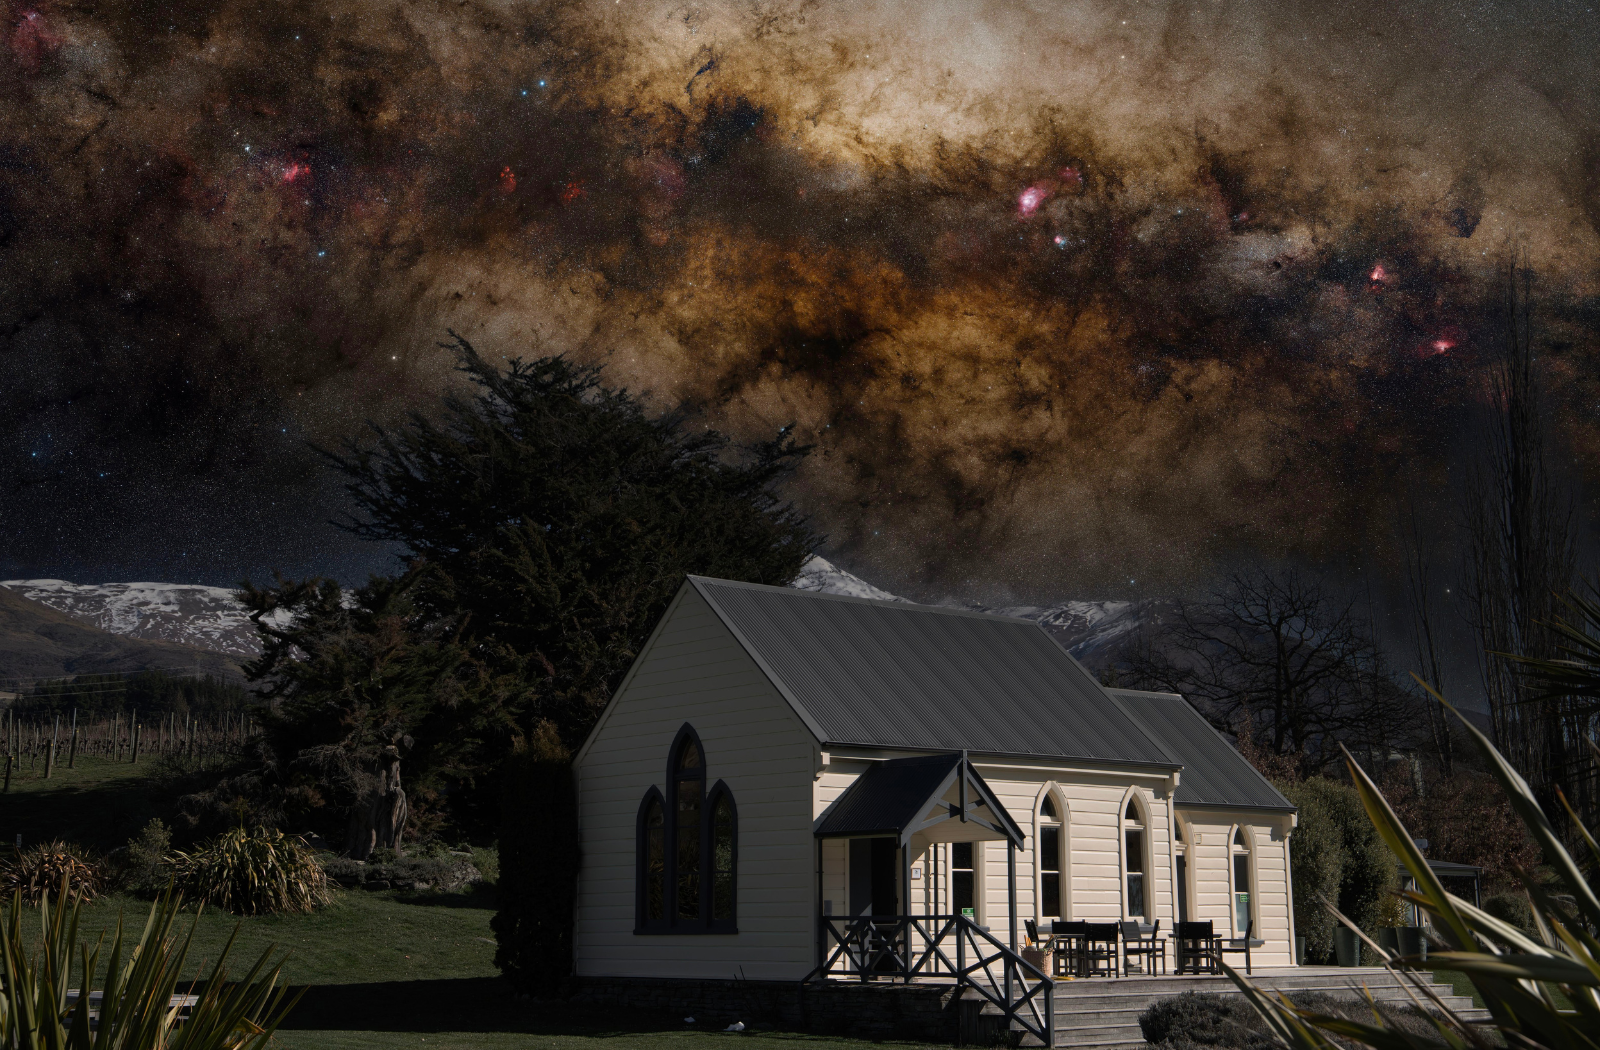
<box><xmin>804</xmin><ymin>914</ymin><xmax>1054</xmax><ymax>1046</ymax></box>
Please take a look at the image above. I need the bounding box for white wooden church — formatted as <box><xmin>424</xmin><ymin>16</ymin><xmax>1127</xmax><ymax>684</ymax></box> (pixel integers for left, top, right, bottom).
<box><xmin>572</xmin><ymin>576</ymin><xmax>1297</xmax><ymax>982</ymax></box>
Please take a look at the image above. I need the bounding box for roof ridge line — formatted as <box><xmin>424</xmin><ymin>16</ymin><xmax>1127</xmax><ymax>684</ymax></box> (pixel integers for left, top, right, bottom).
<box><xmin>689</xmin><ymin>574</ymin><xmax>1038</xmax><ymax>623</ymax></box>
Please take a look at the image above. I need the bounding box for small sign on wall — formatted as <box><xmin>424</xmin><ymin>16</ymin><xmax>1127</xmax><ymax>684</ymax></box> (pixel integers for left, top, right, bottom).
<box><xmin>911</xmin><ymin>867</ymin><xmax>923</xmax><ymax>880</ymax></box>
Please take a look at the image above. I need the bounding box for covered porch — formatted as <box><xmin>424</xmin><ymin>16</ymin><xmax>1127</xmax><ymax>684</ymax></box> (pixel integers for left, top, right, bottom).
<box><xmin>807</xmin><ymin>752</ymin><xmax>1051</xmax><ymax>1042</ymax></box>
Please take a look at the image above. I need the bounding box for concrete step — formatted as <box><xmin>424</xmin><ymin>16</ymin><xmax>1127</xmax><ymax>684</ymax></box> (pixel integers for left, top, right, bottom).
<box><xmin>1015</xmin><ymin>970</ymin><xmax>1495</xmax><ymax>1048</ymax></box>
<box><xmin>1046</xmin><ymin>984</ymin><xmax>1461</xmax><ymax>1008</ymax></box>
<box><xmin>1034</xmin><ymin>994</ymin><xmax>1484</xmax><ymax>1028</ymax></box>
<box><xmin>1051</xmin><ymin>973</ymin><xmax>1432</xmax><ymax>996</ymax></box>
<box><xmin>1051</xmin><ymin>1023</ymin><xmax>1145</xmax><ymax>1046</ymax></box>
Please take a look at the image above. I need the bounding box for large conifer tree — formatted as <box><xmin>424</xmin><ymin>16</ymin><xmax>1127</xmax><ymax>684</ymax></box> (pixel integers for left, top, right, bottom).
<box><xmin>239</xmin><ymin>335</ymin><xmax>817</xmax><ymax>841</ymax></box>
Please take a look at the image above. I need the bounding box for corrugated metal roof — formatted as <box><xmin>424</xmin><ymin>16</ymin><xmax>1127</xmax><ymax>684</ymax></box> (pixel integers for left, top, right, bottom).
<box><xmin>1111</xmin><ymin>689</ymin><xmax>1295</xmax><ymax>812</ymax></box>
<box><xmin>688</xmin><ymin>577</ymin><xmax>1179</xmax><ymax>766</ymax></box>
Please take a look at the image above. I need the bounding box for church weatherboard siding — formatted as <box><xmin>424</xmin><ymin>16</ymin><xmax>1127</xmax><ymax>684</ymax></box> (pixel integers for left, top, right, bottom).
<box><xmin>575</xmin><ymin>585</ymin><xmax>820</xmax><ymax>980</ymax></box>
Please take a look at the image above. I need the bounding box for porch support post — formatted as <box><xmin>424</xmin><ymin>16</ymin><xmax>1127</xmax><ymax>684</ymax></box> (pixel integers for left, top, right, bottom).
<box><xmin>815</xmin><ymin>836</ymin><xmax>824</xmax><ymax>972</ymax></box>
<box><xmin>1008</xmin><ymin>840</ymin><xmax>1018</xmax><ymax>952</ymax></box>
<box><xmin>903</xmin><ymin>839</ymin><xmax>913</xmax><ymax>983</ymax></box>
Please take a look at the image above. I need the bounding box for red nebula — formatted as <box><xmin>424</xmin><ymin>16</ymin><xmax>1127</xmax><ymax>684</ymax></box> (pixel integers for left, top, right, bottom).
<box><xmin>281</xmin><ymin>162</ymin><xmax>309</xmax><ymax>184</ymax></box>
<box><xmin>499</xmin><ymin>166</ymin><xmax>516</xmax><ymax>194</ymax></box>
<box><xmin>560</xmin><ymin>179</ymin><xmax>585</xmax><ymax>204</ymax></box>
<box><xmin>1058</xmin><ymin>166</ymin><xmax>1083</xmax><ymax>186</ymax></box>
<box><xmin>1016</xmin><ymin>183</ymin><xmax>1051</xmax><ymax>218</ymax></box>
<box><xmin>7</xmin><ymin>7</ymin><xmax>60</xmax><ymax>73</ymax></box>
<box><xmin>1369</xmin><ymin>264</ymin><xmax>1386</xmax><ymax>283</ymax></box>
<box><xmin>1419</xmin><ymin>325</ymin><xmax>1463</xmax><ymax>357</ymax></box>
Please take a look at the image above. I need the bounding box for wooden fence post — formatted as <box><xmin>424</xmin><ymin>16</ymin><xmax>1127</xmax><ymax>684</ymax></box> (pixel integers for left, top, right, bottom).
<box><xmin>68</xmin><ymin>708</ymin><xmax>77</xmax><ymax>769</ymax></box>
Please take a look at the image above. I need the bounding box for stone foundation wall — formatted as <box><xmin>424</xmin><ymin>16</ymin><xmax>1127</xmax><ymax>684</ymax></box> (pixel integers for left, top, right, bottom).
<box><xmin>567</xmin><ymin>976</ymin><xmax>969</xmax><ymax>1043</ymax></box>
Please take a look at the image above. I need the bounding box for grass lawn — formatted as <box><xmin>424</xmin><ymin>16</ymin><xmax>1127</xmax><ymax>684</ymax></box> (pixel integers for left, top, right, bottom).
<box><xmin>4</xmin><ymin>760</ymin><xmax>946</xmax><ymax>1050</ymax></box>
<box><xmin>3</xmin><ymin>754</ymin><xmax>200</xmax><ymax>850</ymax></box>
<box><xmin>5</xmin><ymin>888</ymin><xmax>942</xmax><ymax>1050</ymax></box>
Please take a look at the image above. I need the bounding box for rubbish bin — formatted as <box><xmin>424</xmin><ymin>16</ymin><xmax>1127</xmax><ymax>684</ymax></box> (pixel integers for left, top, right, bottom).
<box><xmin>1295</xmin><ymin>935</ymin><xmax>1306</xmax><ymax>965</ymax></box>
<box><xmin>1396</xmin><ymin>926</ymin><xmax>1425</xmax><ymax>959</ymax></box>
<box><xmin>1335</xmin><ymin>926</ymin><xmax>1360</xmax><ymax>967</ymax></box>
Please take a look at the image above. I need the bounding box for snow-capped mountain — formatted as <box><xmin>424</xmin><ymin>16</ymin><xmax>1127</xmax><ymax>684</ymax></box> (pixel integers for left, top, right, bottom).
<box><xmin>0</xmin><ymin>580</ymin><xmax>269</xmax><ymax>659</ymax></box>
<box><xmin>5</xmin><ymin>558</ymin><xmax>1159</xmax><ymax>668</ymax></box>
<box><xmin>790</xmin><ymin>556</ymin><xmax>1162</xmax><ymax>664</ymax></box>
<box><xmin>790</xmin><ymin>556</ymin><xmax>908</xmax><ymax>603</ymax></box>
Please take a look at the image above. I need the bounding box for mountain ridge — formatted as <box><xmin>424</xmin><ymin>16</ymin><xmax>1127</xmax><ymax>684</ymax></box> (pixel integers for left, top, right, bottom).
<box><xmin>0</xmin><ymin>587</ymin><xmax>239</xmax><ymax>685</ymax></box>
<box><xmin>3</xmin><ymin>558</ymin><xmax>1157</xmax><ymax>673</ymax></box>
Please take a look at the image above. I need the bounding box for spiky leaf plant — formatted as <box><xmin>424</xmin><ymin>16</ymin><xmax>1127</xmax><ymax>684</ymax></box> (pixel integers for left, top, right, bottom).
<box><xmin>1</xmin><ymin>841</ymin><xmax>103</xmax><ymax>905</ymax></box>
<box><xmin>0</xmin><ymin>878</ymin><xmax>300</xmax><ymax>1048</ymax></box>
<box><xmin>169</xmin><ymin>827</ymin><xmax>330</xmax><ymax>917</ymax></box>
<box><xmin>1228</xmin><ymin>679</ymin><xmax>1600</xmax><ymax>1050</ymax></box>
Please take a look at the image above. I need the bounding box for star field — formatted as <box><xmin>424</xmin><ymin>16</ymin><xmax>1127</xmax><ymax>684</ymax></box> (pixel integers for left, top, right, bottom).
<box><xmin>1</xmin><ymin>0</ymin><xmax>1598</xmax><ymax>599</ymax></box>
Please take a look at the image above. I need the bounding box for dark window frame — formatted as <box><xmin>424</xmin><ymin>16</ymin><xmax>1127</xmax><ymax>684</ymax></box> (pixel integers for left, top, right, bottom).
<box><xmin>633</xmin><ymin>723</ymin><xmax>738</xmax><ymax>935</ymax></box>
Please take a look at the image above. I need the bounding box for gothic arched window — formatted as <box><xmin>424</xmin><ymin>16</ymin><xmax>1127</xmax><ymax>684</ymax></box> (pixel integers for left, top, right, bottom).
<box><xmin>1231</xmin><ymin>826</ymin><xmax>1254</xmax><ymax>937</ymax></box>
<box><xmin>672</xmin><ymin>733</ymin><xmax>704</xmax><ymax>921</ymax></box>
<box><xmin>708</xmin><ymin>783</ymin><xmax>738</xmax><ymax>931</ymax></box>
<box><xmin>635</xmin><ymin>789</ymin><xmax>668</xmax><ymax>931</ymax></box>
<box><xmin>635</xmin><ymin>724</ymin><xmax>738</xmax><ymax>933</ymax></box>
<box><xmin>1037</xmin><ymin>792</ymin><xmax>1065</xmax><ymax>919</ymax></box>
<box><xmin>1123</xmin><ymin>794</ymin><xmax>1150</xmax><ymax>921</ymax></box>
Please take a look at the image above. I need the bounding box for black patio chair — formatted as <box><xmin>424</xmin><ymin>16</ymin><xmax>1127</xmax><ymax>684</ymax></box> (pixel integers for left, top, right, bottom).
<box><xmin>1175</xmin><ymin>920</ymin><xmax>1219</xmax><ymax>974</ymax></box>
<box><xmin>1218</xmin><ymin>919</ymin><xmax>1262</xmax><ymax>975</ymax></box>
<box><xmin>1121</xmin><ymin>919</ymin><xmax>1166</xmax><ymax>975</ymax></box>
<box><xmin>1081</xmin><ymin>922</ymin><xmax>1121</xmax><ymax>977</ymax></box>
<box><xmin>1051</xmin><ymin>920</ymin><xmax>1088</xmax><ymax>977</ymax></box>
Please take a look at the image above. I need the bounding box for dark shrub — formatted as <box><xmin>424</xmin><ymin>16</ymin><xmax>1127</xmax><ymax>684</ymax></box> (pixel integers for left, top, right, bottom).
<box><xmin>1141</xmin><ymin>991</ymin><xmax>1451</xmax><ymax>1050</ymax></box>
<box><xmin>117</xmin><ymin>817</ymin><xmax>173</xmax><ymax>895</ymax></box>
<box><xmin>321</xmin><ymin>854</ymin><xmax>480</xmax><ymax>891</ymax></box>
<box><xmin>1276</xmin><ymin>777</ymin><xmax>1396</xmax><ymax>963</ymax></box>
<box><xmin>492</xmin><ymin>725</ymin><xmax>580</xmax><ymax>989</ymax></box>
<box><xmin>1139</xmin><ymin>993</ymin><xmax>1277</xmax><ymax>1050</ymax></box>
<box><xmin>1483</xmin><ymin>891</ymin><xmax>1535</xmax><ymax>935</ymax></box>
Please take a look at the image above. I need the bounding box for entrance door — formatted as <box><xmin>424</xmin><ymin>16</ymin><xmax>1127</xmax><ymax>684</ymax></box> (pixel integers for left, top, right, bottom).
<box><xmin>849</xmin><ymin>837</ymin><xmax>900</xmax><ymax>916</ymax></box>
<box><xmin>1176</xmin><ymin>855</ymin><xmax>1189</xmax><ymax>923</ymax></box>
<box><xmin>849</xmin><ymin>837</ymin><xmax>903</xmax><ymax>974</ymax></box>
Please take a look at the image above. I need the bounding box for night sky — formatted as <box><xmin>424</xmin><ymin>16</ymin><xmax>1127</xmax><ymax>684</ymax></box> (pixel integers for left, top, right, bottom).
<box><xmin>2</xmin><ymin>0</ymin><xmax>1599</xmax><ymax>603</ymax></box>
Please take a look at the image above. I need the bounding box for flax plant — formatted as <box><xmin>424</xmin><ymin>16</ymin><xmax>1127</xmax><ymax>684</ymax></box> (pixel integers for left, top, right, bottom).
<box><xmin>0</xmin><ymin>879</ymin><xmax>300</xmax><ymax>1049</ymax></box>
<box><xmin>169</xmin><ymin>827</ymin><xmax>330</xmax><ymax>917</ymax></box>
<box><xmin>1227</xmin><ymin>678</ymin><xmax>1600</xmax><ymax>1050</ymax></box>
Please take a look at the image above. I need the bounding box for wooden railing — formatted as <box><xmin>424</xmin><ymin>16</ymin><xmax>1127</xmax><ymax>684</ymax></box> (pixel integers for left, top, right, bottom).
<box><xmin>806</xmin><ymin>914</ymin><xmax>1054</xmax><ymax>1046</ymax></box>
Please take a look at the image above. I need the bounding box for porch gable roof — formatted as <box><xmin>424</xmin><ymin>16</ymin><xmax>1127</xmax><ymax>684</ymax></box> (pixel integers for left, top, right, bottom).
<box><xmin>813</xmin><ymin>752</ymin><xmax>1026</xmax><ymax>847</ymax></box>
<box><xmin>688</xmin><ymin>576</ymin><xmax>1179</xmax><ymax>768</ymax></box>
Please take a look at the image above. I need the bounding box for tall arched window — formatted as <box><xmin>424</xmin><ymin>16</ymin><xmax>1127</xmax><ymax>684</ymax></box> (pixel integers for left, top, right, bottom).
<box><xmin>1231</xmin><ymin>826</ymin><xmax>1254</xmax><ymax>936</ymax></box>
<box><xmin>1037</xmin><ymin>794</ymin><xmax>1064</xmax><ymax>919</ymax></box>
<box><xmin>635</xmin><ymin>724</ymin><xmax>738</xmax><ymax>933</ymax></box>
<box><xmin>708</xmin><ymin>783</ymin><xmax>738</xmax><ymax>930</ymax></box>
<box><xmin>672</xmin><ymin>734</ymin><xmax>704</xmax><ymax>921</ymax></box>
<box><xmin>1123</xmin><ymin>795</ymin><xmax>1149</xmax><ymax>921</ymax></box>
<box><xmin>636</xmin><ymin>789</ymin><xmax>667</xmax><ymax>931</ymax></box>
